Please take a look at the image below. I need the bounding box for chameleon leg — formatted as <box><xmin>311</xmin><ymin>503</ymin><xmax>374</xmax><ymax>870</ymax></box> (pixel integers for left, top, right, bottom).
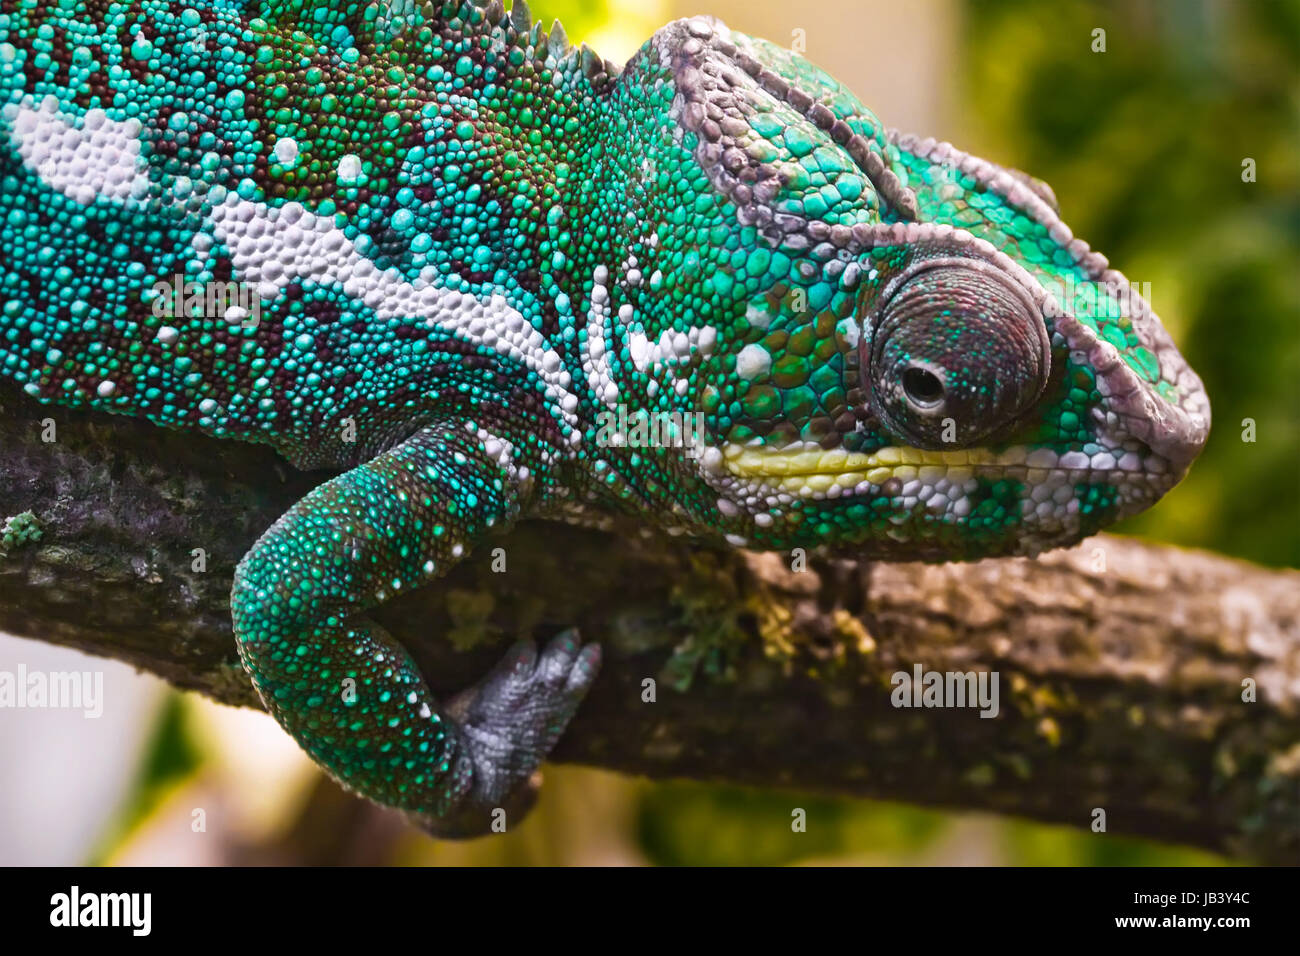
<box><xmin>230</xmin><ymin>423</ymin><xmax>599</xmax><ymax>837</ymax></box>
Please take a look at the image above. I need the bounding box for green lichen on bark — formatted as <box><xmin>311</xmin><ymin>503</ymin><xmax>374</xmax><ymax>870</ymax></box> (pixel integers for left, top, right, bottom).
<box><xmin>1</xmin><ymin>510</ymin><xmax>42</xmax><ymax>553</ymax></box>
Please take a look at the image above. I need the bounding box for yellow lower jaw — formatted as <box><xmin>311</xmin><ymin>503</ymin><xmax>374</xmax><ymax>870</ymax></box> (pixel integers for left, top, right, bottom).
<box><xmin>720</xmin><ymin>442</ymin><xmax>1006</xmax><ymax>494</ymax></box>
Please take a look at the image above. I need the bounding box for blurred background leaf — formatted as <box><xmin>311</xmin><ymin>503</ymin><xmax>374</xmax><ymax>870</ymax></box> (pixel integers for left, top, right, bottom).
<box><xmin>88</xmin><ymin>694</ymin><xmax>202</xmax><ymax>866</ymax></box>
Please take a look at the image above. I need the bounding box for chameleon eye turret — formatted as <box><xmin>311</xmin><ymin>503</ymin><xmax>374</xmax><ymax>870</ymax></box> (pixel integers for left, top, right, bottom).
<box><xmin>863</xmin><ymin>258</ymin><xmax>1051</xmax><ymax>450</ymax></box>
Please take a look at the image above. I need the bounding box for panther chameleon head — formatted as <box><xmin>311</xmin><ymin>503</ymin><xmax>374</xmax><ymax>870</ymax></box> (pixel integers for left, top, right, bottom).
<box><xmin>637</xmin><ymin>18</ymin><xmax>1209</xmax><ymax>559</ymax></box>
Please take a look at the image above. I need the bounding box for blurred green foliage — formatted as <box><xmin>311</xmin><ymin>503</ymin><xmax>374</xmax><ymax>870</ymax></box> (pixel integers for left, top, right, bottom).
<box><xmin>637</xmin><ymin>782</ymin><xmax>947</xmax><ymax>865</ymax></box>
<box><xmin>88</xmin><ymin>694</ymin><xmax>202</xmax><ymax>865</ymax></box>
<box><xmin>1001</xmin><ymin>817</ymin><xmax>1232</xmax><ymax>866</ymax></box>
<box><xmin>636</xmin><ymin>780</ymin><xmax>1234</xmax><ymax>865</ymax></box>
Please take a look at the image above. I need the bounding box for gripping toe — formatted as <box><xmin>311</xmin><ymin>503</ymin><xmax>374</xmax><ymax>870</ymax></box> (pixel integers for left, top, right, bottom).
<box><xmin>425</xmin><ymin>630</ymin><xmax>600</xmax><ymax>838</ymax></box>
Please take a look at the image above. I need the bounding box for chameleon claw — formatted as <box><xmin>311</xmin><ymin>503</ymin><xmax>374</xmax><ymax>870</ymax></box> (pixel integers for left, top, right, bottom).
<box><xmin>427</xmin><ymin>629</ymin><xmax>601</xmax><ymax>837</ymax></box>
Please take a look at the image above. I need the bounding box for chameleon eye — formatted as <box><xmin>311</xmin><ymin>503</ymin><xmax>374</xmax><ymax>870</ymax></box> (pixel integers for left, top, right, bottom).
<box><xmin>902</xmin><ymin>366</ymin><xmax>945</xmax><ymax>409</ymax></box>
<box><xmin>864</xmin><ymin>260</ymin><xmax>1051</xmax><ymax>449</ymax></box>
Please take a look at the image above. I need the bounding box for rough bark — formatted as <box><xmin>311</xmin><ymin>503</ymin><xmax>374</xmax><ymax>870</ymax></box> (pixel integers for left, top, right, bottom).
<box><xmin>2</xmin><ymin>381</ymin><xmax>1297</xmax><ymax>863</ymax></box>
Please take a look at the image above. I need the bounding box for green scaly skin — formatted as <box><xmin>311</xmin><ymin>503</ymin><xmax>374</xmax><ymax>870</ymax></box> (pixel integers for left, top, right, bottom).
<box><xmin>0</xmin><ymin>0</ymin><xmax>1209</xmax><ymax>835</ymax></box>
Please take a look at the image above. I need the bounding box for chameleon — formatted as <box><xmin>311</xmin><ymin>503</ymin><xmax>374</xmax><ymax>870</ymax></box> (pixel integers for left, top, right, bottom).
<box><xmin>0</xmin><ymin>0</ymin><xmax>1209</xmax><ymax>836</ymax></box>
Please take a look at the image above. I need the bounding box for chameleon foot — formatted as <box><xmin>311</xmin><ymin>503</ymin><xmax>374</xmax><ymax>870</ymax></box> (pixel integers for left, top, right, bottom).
<box><xmin>414</xmin><ymin>629</ymin><xmax>601</xmax><ymax>838</ymax></box>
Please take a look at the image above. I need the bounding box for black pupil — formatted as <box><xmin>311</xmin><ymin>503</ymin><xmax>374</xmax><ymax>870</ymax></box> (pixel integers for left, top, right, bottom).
<box><xmin>903</xmin><ymin>367</ymin><xmax>944</xmax><ymax>407</ymax></box>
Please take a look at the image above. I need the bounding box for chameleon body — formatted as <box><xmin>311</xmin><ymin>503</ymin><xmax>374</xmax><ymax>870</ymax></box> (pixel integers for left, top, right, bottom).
<box><xmin>0</xmin><ymin>0</ymin><xmax>1209</xmax><ymax>834</ymax></box>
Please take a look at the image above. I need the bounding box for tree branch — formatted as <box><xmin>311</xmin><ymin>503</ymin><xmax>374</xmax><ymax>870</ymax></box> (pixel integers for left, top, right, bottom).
<box><xmin>2</xmin><ymin>381</ymin><xmax>1297</xmax><ymax>863</ymax></box>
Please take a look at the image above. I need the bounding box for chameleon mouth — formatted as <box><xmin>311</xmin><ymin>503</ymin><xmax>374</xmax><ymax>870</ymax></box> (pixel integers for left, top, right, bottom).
<box><xmin>699</xmin><ymin>436</ymin><xmax>1181</xmax><ymax>559</ymax></box>
<box><xmin>711</xmin><ymin>440</ymin><xmax>1175</xmax><ymax>498</ymax></box>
